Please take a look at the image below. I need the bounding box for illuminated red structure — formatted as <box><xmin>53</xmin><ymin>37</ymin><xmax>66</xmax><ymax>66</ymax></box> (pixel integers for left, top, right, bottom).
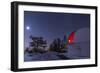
<box><xmin>68</xmin><ymin>31</ymin><xmax>75</xmax><ymax>44</ymax></box>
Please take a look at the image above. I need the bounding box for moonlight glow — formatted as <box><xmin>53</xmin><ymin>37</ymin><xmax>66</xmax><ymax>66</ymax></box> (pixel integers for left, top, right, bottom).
<box><xmin>26</xmin><ymin>26</ymin><xmax>30</xmax><ymax>30</ymax></box>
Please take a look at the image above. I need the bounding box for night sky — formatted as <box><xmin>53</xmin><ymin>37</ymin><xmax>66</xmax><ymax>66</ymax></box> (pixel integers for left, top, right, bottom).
<box><xmin>24</xmin><ymin>11</ymin><xmax>90</xmax><ymax>49</ymax></box>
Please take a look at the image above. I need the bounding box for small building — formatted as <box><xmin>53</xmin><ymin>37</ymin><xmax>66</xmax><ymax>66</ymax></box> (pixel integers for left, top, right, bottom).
<box><xmin>67</xmin><ymin>28</ymin><xmax>90</xmax><ymax>59</ymax></box>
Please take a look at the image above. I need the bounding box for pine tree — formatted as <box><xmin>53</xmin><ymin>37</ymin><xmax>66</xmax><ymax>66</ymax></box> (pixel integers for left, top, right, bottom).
<box><xmin>27</xmin><ymin>35</ymin><xmax>47</xmax><ymax>54</ymax></box>
<box><xmin>49</xmin><ymin>38</ymin><xmax>62</xmax><ymax>52</ymax></box>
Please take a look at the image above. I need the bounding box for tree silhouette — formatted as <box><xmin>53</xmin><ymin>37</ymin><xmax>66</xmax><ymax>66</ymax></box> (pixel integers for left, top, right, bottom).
<box><xmin>26</xmin><ymin>35</ymin><xmax>47</xmax><ymax>54</ymax></box>
<box><xmin>49</xmin><ymin>38</ymin><xmax>62</xmax><ymax>52</ymax></box>
<box><xmin>49</xmin><ymin>36</ymin><xmax>68</xmax><ymax>53</ymax></box>
<box><xmin>61</xmin><ymin>35</ymin><xmax>68</xmax><ymax>52</ymax></box>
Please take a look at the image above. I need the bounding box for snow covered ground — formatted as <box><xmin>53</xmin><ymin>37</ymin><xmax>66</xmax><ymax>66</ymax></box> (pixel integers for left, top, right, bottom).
<box><xmin>24</xmin><ymin>52</ymin><xmax>61</xmax><ymax>61</ymax></box>
<box><xmin>24</xmin><ymin>48</ymin><xmax>89</xmax><ymax>62</ymax></box>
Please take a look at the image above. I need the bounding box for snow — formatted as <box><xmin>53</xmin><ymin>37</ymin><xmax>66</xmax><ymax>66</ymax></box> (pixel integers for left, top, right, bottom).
<box><xmin>24</xmin><ymin>52</ymin><xmax>61</xmax><ymax>62</ymax></box>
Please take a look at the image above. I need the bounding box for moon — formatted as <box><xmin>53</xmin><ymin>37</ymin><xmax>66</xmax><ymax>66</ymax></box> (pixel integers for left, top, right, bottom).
<box><xmin>26</xmin><ymin>26</ymin><xmax>30</xmax><ymax>30</ymax></box>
